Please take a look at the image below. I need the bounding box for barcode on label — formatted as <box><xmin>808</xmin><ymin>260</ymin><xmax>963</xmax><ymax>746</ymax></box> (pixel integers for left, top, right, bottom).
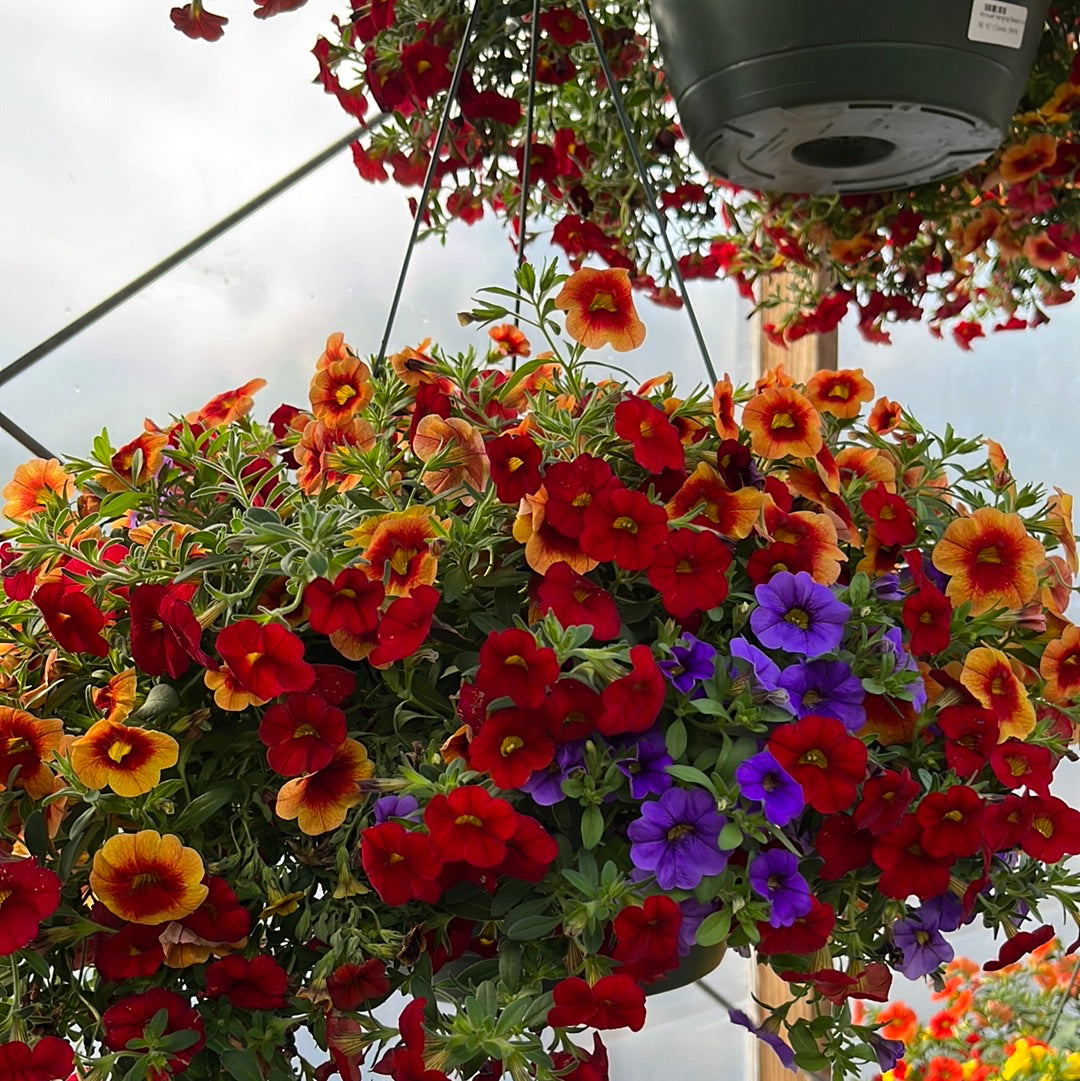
<box><xmin>967</xmin><ymin>0</ymin><xmax>1028</xmax><ymax>49</ymax></box>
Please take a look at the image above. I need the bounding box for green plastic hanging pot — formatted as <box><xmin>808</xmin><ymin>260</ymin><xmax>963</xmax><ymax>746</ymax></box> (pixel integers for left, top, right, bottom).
<box><xmin>650</xmin><ymin>0</ymin><xmax>1052</xmax><ymax>193</ymax></box>
<box><xmin>644</xmin><ymin>943</ymin><xmax>727</xmax><ymax>996</ymax></box>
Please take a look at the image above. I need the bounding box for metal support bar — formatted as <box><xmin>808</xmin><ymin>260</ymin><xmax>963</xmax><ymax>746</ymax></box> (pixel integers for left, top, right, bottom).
<box><xmin>0</xmin><ymin>412</ymin><xmax>56</xmax><ymax>460</ymax></box>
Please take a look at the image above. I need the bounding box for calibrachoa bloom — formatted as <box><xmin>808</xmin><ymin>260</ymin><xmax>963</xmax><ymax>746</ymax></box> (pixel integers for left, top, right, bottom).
<box><xmin>627</xmin><ymin>786</ymin><xmax>727</xmax><ymax>890</ymax></box>
<box><xmin>69</xmin><ymin>720</ymin><xmax>179</xmax><ymax>797</ymax></box>
<box><xmin>750</xmin><ymin>570</ymin><xmax>851</xmax><ymax>657</ymax></box>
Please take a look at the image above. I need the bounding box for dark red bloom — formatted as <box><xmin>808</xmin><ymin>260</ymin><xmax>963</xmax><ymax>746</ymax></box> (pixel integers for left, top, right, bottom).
<box><xmin>360</xmin><ymin>822</ymin><xmax>443</xmax><ymax>906</ymax></box>
<box><xmin>475</xmin><ymin>628</ymin><xmax>560</xmax><ymax>709</ymax></box>
<box><xmin>351</xmin><ymin>0</ymin><xmax>395</xmax><ymax>41</ymax></box>
<box><xmin>33</xmin><ymin>581</ymin><xmax>109</xmax><ymax>656</ymax></box>
<box><xmin>756</xmin><ymin>897</ymin><xmax>836</xmax><ymax>956</ymax></box>
<box><xmin>468</xmin><ymin>707</ymin><xmax>555</xmax><ymax>789</ymax></box>
<box><xmin>916</xmin><ymin>786</ymin><xmax>984</xmax><ymax>858</ymax></box>
<box><xmin>496</xmin><ymin>813</ymin><xmax>559</xmax><ymax>882</ymax></box>
<box><xmin>860</xmin><ymin>484</ymin><xmax>917</xmax><ymax>547</ymax></box>
<box><xmin>486</xmin><ymin>433</ymin><xmax>544</xmax><ymax>504</ymax></box>
<box><xmin>181</xmin><ymin>875</ymin><xmax>251</xmax><ymax>945</ymax></box>
<box><xmin>872</xmin><ymin>815</ymin><xmax>954</xmax><ymax>900</ymax></box>
<box><xmin>0</xmin><ymin>1037</ymin><xmax>74</xmax><ymax>1081</ymax></box>
<box><xmin>538</xmin><ymin>7</ymin><xmax>589</xmax><ymax>44</ymax></box>
<box><xmin>0</xmin><ymin>859</ymin><xmax>61</xmax><ymax>955</ymax></box>
<box><xmin>546</xmin><ymin>678</ymin><xmax>603</xmax><ymax>742</ymax></box>
<box><xmin>612</xmin><ymin>895</ymin><xmax>681</xmax><ymax>982</ymax></box>
<box><xmin>745</xmin><ymin>541</ymin><xmax>814</xmax><ymax>586</ymax></box>
<box><xmin>990</xmin><ymin>740</ymin><xmax>1055</xmax><ymax>796</ymax></box>
<box><xmin>814</xmin><ymin>816</ymin><xmax>874</xmax><ymax>880</ymax></box>
<box><xmin>547</xmin><ymin>974</ymin><xmax>646</xmax><ymax>1032</ymax></box>
<box><xmin>983</xmin><ymin>924</ymin><xmax>1055</xmax><ymax>971</ymax></box>
<box><xmin>647</xmin><ymin>528</ymin><xmax>732</xmax><ymax>619</ymax></box>
<box><xmin>767</xmin><ymin>716</ymin><xmax>868</xmax><ymax>814</ymax></box>
<box><xmin>129</xmin><ymin>582</ymin><xmax>202</xmax><ymax>678</ymax></box>
<box><xmin>311</xmin><ymin>664</ymin><xmax>357</xmax><ymax>706</ymax></box>
<box><xmin>103</xmin><ymin>988</ymin><xmax>206</xmax><ymax>1080</ymax></box>
<box><xmin>374</xmin><ymin>998</ymin><xmax>449</xmax><ymax>1081</ymax></box>
<box><xmin>580</xmin><ymin>486</ymin><xmax>668</xmax><ymax>570</ymax></box>
<box><xmin>984</xmin><ymin>794</ymin><xmax>1033</xmax><ymax>852</ymax></box>
<box><xmin>903</xmin><ymin>551</ymin><xmax>953</xmax><ymax>656</ymax></box>
<box><xmin>781</xmin><ymin>963</ymin><xmax>892</xmax><ymax>1004</ymax></box>
<box><xmin>304</xmin><ymin>569</ymin><xmax>384</xmax><ymax>636</ymax></box>
<box><xmin>544</xmin><ymin>455</ymin><xmax>618</xmax><ymax>539</ymax></box>
<box><xmin>938</xmin><ymin>705</ymin><xmax>999</xmax><ymax>778</ymax></box>
<box><xmin>204</xmin><ymin>953</ymin><xmax>289</xmax><ymax>1010</ymax></box>
<box><xmin>369</xmin><ymin>585</ymin><xmax>440</xmax><ymax>667</ymax></box>
<box><xmin>550</xmin><ymin>1034</ymin><xmax>609</xmax><ymax>1081</ymax></box>
<box><xmin>613</xmin><ymin>396</ymin><xmax>685</xmax><ymax>474</ymax></box>
<box><xmin>259</xmin><ymin>693</ymin><xmax>347</xmax><ymax>776</ymax></box>
<box><xmin>327</xmin><ymin>959</ymin><xmax>391</xmax><ymax>1010</ymax></box>
<box><xmin>216</xmin><ymin>619</ymin><xmax>315</xmax><ymax>698</ymax></box>
<box><xmin>599</xmin><ymin>645</ymin><xmax>666</xmax><ymax>736</ymax></box>
<box><xmin>92</xmin><ymin>910</ymin><xmax>165</xmax><ymax>982</ymax></box>
<box><xmin>535</xmin><ymin>562</ymin><xmax>621</xmax><ymax>641</ymax></box>
<box><xmin>423</xmin><ymin>786</ymin><xmax>517</xmax><ymax>867</ymax></box>
<box><xmin>853</xmin><ymin>768</ymin><xmax>920</xmax><ymax>835</ymax></box>
<box><xmin>1022</xmin><ymin>794</ymin><xmax>1080</xmax><ymax>862</ymax></box>
<box><xmin>170</xmin><ymin>2</ymin><xmax>228</xmax><ymax>40</ymax></box>
<box><xmin>399</xmin><ymin>39</ymin><xmax>451</xmax><ymax>102</ymax></box>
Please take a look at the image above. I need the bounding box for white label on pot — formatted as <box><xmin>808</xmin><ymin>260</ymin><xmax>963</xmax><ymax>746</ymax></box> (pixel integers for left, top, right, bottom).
<box><xmin>967</xmin><ymin>0</ymin><xmax>1028</xmax><ymax>48</ymax></box>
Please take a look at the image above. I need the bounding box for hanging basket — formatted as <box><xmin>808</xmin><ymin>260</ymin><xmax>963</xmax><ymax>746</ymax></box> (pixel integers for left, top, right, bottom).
<box><xmin>644</xmin><ymin>944</ymin><xmax>728</xmax><ymax>997</ymax></box>
<box><xmin>650</xmin><ymin>0</ymin><xmax>1051</xmax><ymax>193</ymax></box>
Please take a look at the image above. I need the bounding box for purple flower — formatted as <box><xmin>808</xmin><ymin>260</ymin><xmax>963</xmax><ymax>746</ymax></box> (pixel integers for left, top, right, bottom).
<box><xmin>892</xmin><ymin>910</ymin><xmax>954</xmax><ymax>979</ymax></box>
<box><xmin>871</xmin><ymin>574</ymin><xmax>905</xmax><ymax>602</ymax></box>
<box><xmin>615</xmin><ymin>730</ymin><xmax>674</xmax><ymax>799</ymax></box>
<box><xmin>627</xmin><ymin>787</ymin><xmax>728</xmax><ymax>890</ymax></box>
<box><xmin>748</xmin><ymin>849</ymin><xmax>812</xmax><ymax>928</ymax></box>
<box><xmin>918</xmin><ymin>892</ymin><xmax>966</xmax><ymax>933</ymax></box>
<box><xmin>658</xmin><ymin>634</ymin><xmax>717</xmax><ymax>693</ymax></box>
<box><xmin>868</xmin><ymin>1033</ymin><xmax>906</xmax><ymax>1073</ymax></box>
<box><xmin>373</xmin><ymin>794</ymin><xmax>420</xmax><ymax>824</ymax></box>
<box><xmin>676</xmin><ymin>898</ymin><xmax>717</xmax><ymax>956</ymax></box>
<box><xmin>735</xmin><ymin>750</ymin><xmax>803</xmax><ymax>826</ymax></box>
<box><xmin>779</xmin><ymin>659</ymin><xmax>865</xmax><ymax>731</ymax></box>
<box><xmin>729</xmin><ymin>1010</ymin><xmax>796</xmax><ymax>1073</ymax></box>
<box><xmin>750</xmin><ymin>571</ymin><xmax>851</xmax><ymax>658</ymax></box>
<box><xmin>519</xmin><ymin>741</ymin><xmax>585</xmax><ymax>806</ymax></box>
<box><xmin>877</xmin><ymin>625</ymin><xmax>928</xmax><ymax>710</ymax></box>
<box><xmin>729</xmin><ymin>637</ymin><xmax>792</xmax><ymax>712</ymax></box>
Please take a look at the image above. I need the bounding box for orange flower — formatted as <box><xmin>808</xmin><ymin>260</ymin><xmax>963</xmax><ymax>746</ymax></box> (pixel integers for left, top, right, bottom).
<box><xmin>553</xmin><ymin>267</ymin><xmax>646</xmax><ymax>352</ymax></box>
<box><xmin>92</xmin><ymin>670</ymin><xmax>138</xmax><ymax>722</ymax></box>
<box><xmin>0</xmin><ymin>708</ymin><xmax>64</xmax><ymax>799</ymax></box>
<box><xmin>761</xmin><ymin>503</ymin><xmax>846</xmax><ymax>585</ymax></box>
<box><xmin>499</xmin><ymin>361</ymin><xmax>561</xmax><ymax>412</ymax></box>
<box><xmin>712</xmin><ymin>375</ymin><xmax>739</xmax><ymax>439</ymax></box>
<box><xmin>835</xmin><ymin>447</ymin><xmax>896</xmax><ymax>492</ymax></box>
<box><xmin>489</xmin><ymin>323</ymin><xmax>530</xmax><ymax>358</ymax></box>
<box><xmin>1040</xmin><ymin>624</ymin><xmax>1080</xmax><ymax>703</ymax></box>
<box><xmin>1047</xmin><ymin>488</ymin><xmax>1078</xmax><ymax>575</ymax></box>
<box><xmin>309</xmin><ymin>356</ymin><xmax>374</xmax><ymax>430</ymax></box>
<box><xmin>348</xmin><ymin>507</ymin><xmax>442</xmax><ymax>596</ymax></box>
<box><xmin>1041</xmin><ymin>81</ymin><xmax>1080</xmax><ymax>117</ymax></box>
<box><xmin>2</xmin><ymin>459</ymin><xmax>75</xmax><ymax>522</ymax></box>
<box><xmin>804</xmin><ymin>368</ymin><xmax>875</xmax><ymax>419</ymax></box>
<box><xmin>316</xmin><ymin>331</ymin><xmax>356</xmax><ymax>371</ymax></box>
<box><xmin>275</xmin><ymin>738</ymin><xmax>374</xmax><ymax>835</ymax></box>
<box><xmin>294</xmin><ymin>416</ymin><xmax>376</xmax><ymax>495</ymax></box>
<box><xmin>1041</xmin><ymin>554</ymin><xmax>1073</xmax><ymax>618</ymax></box>
<box><xmin>108</xmin><ymin>431</ymin><xmax>168</xmax><ymax>487</ymax></box>
<box><xmin>875</xmin><ymin>1001</ymin><xmax>918</xmax><ymax>1044</ymax></box>
<box><xmin>187</xmin><ymin>377</ymin><xmax>267</xmax><ymax>427</ymax></box>
<box><xmin>666</xmin><ymin>463</ymin><xmax>761</xmax><ymax>538</ymax></box>
<box><xmin>754</xmin><ymin>363</ymin><xmax>794</xmax><ymax>392</ymax></box>
<box><xmin>958</xmin><ymin>206</ymin><xmax>1003</xmax><ymax>256</ymax></box>
<box><xmin>389</xmin><ymin>339</ymin><xmax>438</xmax><ymax>386</ymax></box>
<box><xmin>1023</xmin><ymin>232</ymin><xmax>1070</xmax><ymax>272</ymax></box>
<box><xmin>90</xmin><ymin>830</ymin><xmax>208</xmax><ymax>924</ymax></box>
<box><xmin>932</xmin><ymin>507</ymin><xmax>1045</xmax><ymax>616</ymax></box>
<box><xmin>741</xmin><ymin>386</ymin><xmax>823</xmax><ymax>460</ymax></box>
<box><xmin>867</xmin><ymin>397</ymin><xmax>903</xmax><ymax>437</ymax></box>
<box><xmin>829</xmin><ymin>231</ymin><xmax>883</xmax><ymax>264</ymax></box>
<box><xmin>960</xmin><ymin>646</ymin><xmax>1036</xmax><ymax>741</ymax></box>
<box><xmin>204</xmin><ymin>666</ymin><xmax>269</xmax><ymax>712</ymax></box>
<box><xmin>512</xmin><ymin>489</ymin><xmax>598</xmax><ymax>576</ymax></box>
<box><xmin>69</xmin><ymin>720</ymin><xmax>179</xmax><ymax>798</ymax></box>
<box><xmin>411</xmin><ymin>415</ymin><xmax>489</xmax><ymax>500</ymax></box>
<box><xmin>861</xmin><ymin>694</ymin><xmax>918</xmax><ymax>746</ymax></box>
<box><xmin>999</xmin><ymin>133</ymin><xmax>1058</xmax><ymax>183</ymax></box>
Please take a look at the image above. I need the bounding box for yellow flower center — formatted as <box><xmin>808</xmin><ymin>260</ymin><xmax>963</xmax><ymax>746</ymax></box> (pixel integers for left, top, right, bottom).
<box><xmin>828</xmin><ymin>385</ymin><xmax>851</xmax><ymax>400</ymax></box>
<box><xmin>295</xmin><ymin>724</ymin><xmax>319</xmax><ymax>739</ymax></box>
<box><xmin>131</xmin><ymin>872</ymin><xmax>162</xmax><ymax>890</ymax></box>
<box><xmin>770</xmin><ymin>411</ymin><xmax>797</xmax><ymax>431</ymax></box>
<box><xmin>799</xmin><ymin>749</ymin><xmax>827</xmax><ymax>768</ymax></box>
<box><xmin>455</xmin><ymin>814</ymin><xmax>484</xmax><ymax>828</ymax></box>
<box><xmin>667</xmin><ymin>823</ymin><xmax>693</xmax><ymax>841</ymax></box>
<box><xmin>1033</xmin><ymin>813</ymin><xmax>1054</xmax><ymax>838</ymax></box>
<box><xmin>572</xmin><ymin>493</ymin><xmax>592</xmax><ymax>508</ymax></box>
<box><xmin>416</xmin><ymin>60</ymin><xmax>432</xmax><ymax>75</ymax></box>
<box><xmin>676</xmin><ymin>559</ymin><xmax>693</xmax><ymax>574</ymax></box>
<box><xmin>388</xmin><ymin>853</ymin><xmax>404</xmax><ymax>864</ymax></box>
<box><xmin>2</xmin><ymin>737</ymin><xmax>30</xmax><ymax>755</ymax></box>
<box><xmin>784</xmin><ymin>608</ymin><xmax>810</xmax><ymax>630</ymax></box>
<box><xmin>0</xmin><ymin>889</ymin><xmax>11</xmax><ymax>906</ymax></box>
<box><xmin>334</xmin><ymin>384</ymin><xmax>357</xmax><ymax>406</ymax></box>
<box><xmin>613</xmin><ymin>516</ymin><xmax>638</xmax><ymax>533</ymax></box>
<box><xmin>508</xmin><ymin>456</ymin><xmax>524</xmax><ymax>472</ymax></box>
<box><xmin>504</xmin><ymin>655</ymin><xmax>528</xmax><ymax>669</ymax></box>
<box><xmin>107</xmin><ymin>738</ymin><xmax>134</xmax><ymax>764</ymax></box>
<box><xmin>589</xmin><ymin>291</ymin><xmax>618</xmax><ymax>313</ymax></box>
<box><xmin>390</xmin><ymin>547</ymin><xmax>415</xmax><ymax>577</ymax></box>
<box><xmin>976</xmin><ymin>545</ymin><xmax>1003</xmax><ymax>564</ymax></box>
<box><xmin>500</xmin><ymin>736</ymin><xmax>525</xmax><ymax>757</ymax></box>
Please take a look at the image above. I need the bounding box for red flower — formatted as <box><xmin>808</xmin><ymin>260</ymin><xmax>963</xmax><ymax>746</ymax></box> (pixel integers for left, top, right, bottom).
<box><xmin>872</xmin><ymin>815</ymin><xmax>954</xmax><ymax>900</ymax></box>
<box><xmin>496</xmin><ymin>813</ymin><xmax>559</xmax><ymax>882</ymax></box>
<box><xmin>902</xmin><ymin>583</ymin><xmax>953</xmax><ymax>657</ymax></box>
<box><xmin>546</xmin><ymin>678</ymin><xmax>603</xmax><ymax>742</ymax></box>
<box><xmin>535</xmin><ymin>562</ymin><xmax>621</xmax><ymax>641</ymax></box>
<box><xmin>547</xmin><ymin>974</ymin><xmax>646</xmax><ymax>1031</ymax></box>
<box><xmin>550</xmin><ymin>1035</ymin><xmax>609</xmax><ymax>1081</ymax></box>
<box><xmin>468</xmin><ymin>707</ymin><xmax>555</xmax><ymax>790</ymax></box>
<box><xmin>853</xmin><ymin>768</ymin><xmax>920</xmax><ymax>835</ymax></box>
<box><xmin>368</xmin><ymin>585</ymin><xmax>439</xmax><ymax>667</ymax></box>
<box><xmin>253</xmin><ymin>0</ymin><xmax>309</xmax><ymax>17</ymax></box>
<box><xmin>399</xmin><ymin>39</ymin><xmax>451</xmax><ymax>102</ymax></box>
<box><xmin>311</xmin><ymin>664</ymin><xmax>357</xmax><ymax>706</ymax></box>
<box><xmin>983</xmin><ymin>924</ymin><xmax>1056</xmax><ymax>971</ymax></box>
<box><xmin>580</xmin><ymin>486</ymin><xmax>668</xmax><ymax>570</ymax></box>
<box><xmin>375</xmin><ymin>998</ymin><xmax>449</xmax><ymax>1081</ymax></box>
<box><xmin>767</xmin><ymin>716</ymin><xmax>868</xmax><ymax>814</ymax></box>
<box><xmin>475</xmin><ymin>628</ymin><xmax>560</xmax><ymax>709</ymax></box>
<box><xmin>647</xmin><ymin>528</ymin><xmax>732</xmax><ymax>619</ymax></box>
<box><xmin>984</xmin><ymin>794</ymin><xmax>1033</xmax><ymax>852</ymax></box>
<box><xmin>182</xmin><ymin>875</ymin><xmax>252</xmax><ymax>947</ymax></box>
<box><xmin>275</xmin><ymin>738</ymin><xmax>373</xmax><ymax>835</ymax></box>
<box><xmin>215</xmin><ymin>619</ymin><xmax>315</xmax><ymax>699</ymax></box>
<box><xmin>259</xmin><ymin>693</ymin><xmax>347</xmax><ymax>777</ymax></box>
<box><xmin>990</xmin><ymin>740</ymin><xmax>1054</xmax><ymax>796</ymax></box>
<box><xmin>92</xmin><ymin>914</ymin><xmax>165</xmax><ymax>982</ymax></box>
<box><xmin>544</xmin><ymin>455</ymin><xmax>618</xmax><ymax>538</ymax></box>
<box><xmin>360</xmin><ymin>822</ymin><xmax>444</xmax><ymax>905</ymax></box>
<box><xmin>424</xmin><ymin>786</ymin><xmax>517</xmax><ymax>867</ymax></box>
<box><xmin>938</xmin><ymin>705</ymin><xmax>999</xmax><ymax>778</ymax></box>
<box><xmin>756</xmin><ymin>897</ymin><xmax>836</xmax><ymax>955</ymax></box>
<box><xmin>33</xmin><ymin>580</ymin><xmax>109</xmax><ymax>656</ymax></box>
<box><xmin>486</xmin><ymin>433</ymin><xmax>543</xmax><ymax>504</ymax></box>
<box><xmin>745</xmin><ymin>541</ymin><xmax>815</xmax><ymax>586</ymax></box>
<box><xmin>103</xmin><ymin>988</ymin><xmax>206</xmax><ymax>1080</ymax></box>
<box><xmin>814</xmin><ymin>815</ymin><xmax>874</xmax><ymax>880</ymax></box>
<box><xmin>327</xmin><ymin>959</ymin><xmax>391</xmax><ymax>1010</ymax></box>
<box><xmin>612</xmin><ymin>895</ymin><xmax>681</xmax><ymax>980</ymax></box>
<box><xmin>170</xmin><ymin>2</ymin><xmax>228</xmax><ymax>40</ymax></box>
<box><xmin>613</xmin><ymin>396</ymin><xmax>685</xmax><ymax>473</ymax></box>
<box><xmin>916</xmin><ymin>786</ymin><xmax>985</xmax><ymax>858</ymax></box>
<box><xmin>860</xmin><ymin>484</ymin><xmax>916</xmax><ymax>547</ymax></box>
<box><xmin>0</xmin><ymin>859</ymin><xmax>61</xmax><ymax>955</ymax></box>
<box><xmin>304</xmin><ymin>570</ymin><xmax>384</xmax><ymax>636</ymax></box>
<box><xmin>203</xmin><ymin>953</ymin><xmax>289</xmax><ymax>1010</ymax></box>
<box><xmin>782</xmin><ymin>963</ymin><xmax>892</xmax><ymax>1005</ymax></box>
<box><xmin>599</xmin><ymin>645</ymin><xmax>666</xmax><ymax>736</ymax></box>
<box><xmin>538</xmin><ymin>7</ymin><xmax>589</xmax><ymax>45</ymax></box>
<box><xmin>1022</xmin><ymin>794</ymin><xmax>1080</xmax><ymax>862</ymax></box>
<box><xmin>0</xmin><ymin>1037</ymin><xmax>74</xmax><ymax>1081</ymax></box>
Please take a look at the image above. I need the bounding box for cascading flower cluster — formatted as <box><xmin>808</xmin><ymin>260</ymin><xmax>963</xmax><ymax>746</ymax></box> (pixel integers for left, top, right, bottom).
<box><xmin>1</xmin><ymin>261</ymin><xmax>1080</xmax><ymax>1081</ymax></box>
<box><xmin>863</xmin><ymin>938</ymin><xmax>1080</xmax><ymax>1081</ymax></box>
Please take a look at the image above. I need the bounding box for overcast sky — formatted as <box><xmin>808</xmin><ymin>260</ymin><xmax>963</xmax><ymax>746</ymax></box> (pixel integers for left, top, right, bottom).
<box><xmin>4</xmin><ymin>2</ymin><xmax>1080</xmax><ymax>1070</ymax></box>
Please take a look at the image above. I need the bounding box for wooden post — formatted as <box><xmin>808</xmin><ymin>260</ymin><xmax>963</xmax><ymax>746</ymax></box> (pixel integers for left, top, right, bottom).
<box><xmin>752</xmin><ymin>269</ymin><xmax>838</xmax><ymax>1081</ymax></box>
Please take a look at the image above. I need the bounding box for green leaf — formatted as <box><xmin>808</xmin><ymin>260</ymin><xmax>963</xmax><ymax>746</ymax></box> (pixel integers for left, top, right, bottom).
<box><xmin>221</xmin><ymin>1049</ymin><xmax>268</xmax><ymax>1081</ymax></box>
<box><xmin>717</xmin><ymin>822</ymin><xmax>743</xmax><ymax>850</ymax></box>
<box><xmin>502</xmin><ymin>913</ymin><xmax>562</xmax><ymax>940</ymax></box>
<box><xmin>131</xmin><ymin>683</ymin><xmax>180</xmax><ymax>722</ymax></box>
<box><xmin>793</xmin><ymin>1051</ymin><xmax>831</xmax><ymax>1072</ymax></box>
<box><xmin>688</xmin><ymin>697</ymin><xmax>729</xmax><ymax>717</ymax></box>
<box><xmin>695</xmin><ymin>910</ymin><xmax>731</xmax><ymax>947</ymax></box>
<box><xmin>170</xmin><ymin>783</ymin><xmax>241</xmax><ymax>833</ymax></box>
<box><xmin>580</xmin><ymin>804</ymin><xmax>604</xmax><ymax>850</ymax></box>
<box><xmin>664</xmin><ymin>718</ymin><xmax>687</xmax><ymax>760</ymax></box>
<box><xmin>664</xmin><ymin>764</ymin><xmax>716</xmax><ymax>792</ymax></box>
<box><xmin>22</xmin><ymin>810</ymin><xmax>48</xmax><ymax>860</ymax></box>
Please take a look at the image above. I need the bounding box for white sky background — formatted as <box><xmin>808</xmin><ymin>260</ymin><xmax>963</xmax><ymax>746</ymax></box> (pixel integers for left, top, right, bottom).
<box><xmin>4</xmin><ymin>2</ymin><xmax>1080</xmax><ymax>1074</ymax></box>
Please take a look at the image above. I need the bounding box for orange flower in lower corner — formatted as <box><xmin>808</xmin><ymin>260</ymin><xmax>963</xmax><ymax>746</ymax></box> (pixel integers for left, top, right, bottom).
<box><xmin>90</xmin><ymin>830</ymin><xmax>208</xmax><ymax>924</ymax></box>
<box><xmin>741</xmin><ymin>386</ymin><xmax>823</xmax><ymax>460</ymax></box>
<box><xmin>999</xmin><ymin>132</ymin><xmax>1058</xmax><ymax>183</ymax></box>
<box><xmin>0</xmin><ymin>707</ymin><xmax>64</xmax><ymax>799</ymax></box>
<box><xmin>69</xmin><ymin>720</ymin><xmax>179</xmax><ymax>798</ymax></box>
<box><xmin>554</xmin><ymin>268</ymin><xmax>646</xmax><ymax>352</ymax></box>
<box><xmin>932</xmin><ymin>507</ymin><xmax>1045</xmax><ymax>616</ymax></box>
<box><xmin>275</xmin><ymin>738</ymin><xmax>374</xmax><ymax>835</ymax></box>
<box><xmin>2</xmin><ymin>459</ymin><xmax>75</xmax><ymax>522</ymax></box>
<box><xmin>1040</xmin><ymin>623</ymin><xmax>1080</xmax><ymax>703</ymax></box>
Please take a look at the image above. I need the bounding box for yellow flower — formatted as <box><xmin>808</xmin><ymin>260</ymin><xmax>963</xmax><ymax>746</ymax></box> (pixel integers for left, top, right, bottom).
<box><xmin>260</xmin><ymin>889</ymin><xmax>305</xmax><ymax>920</ymax></box>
